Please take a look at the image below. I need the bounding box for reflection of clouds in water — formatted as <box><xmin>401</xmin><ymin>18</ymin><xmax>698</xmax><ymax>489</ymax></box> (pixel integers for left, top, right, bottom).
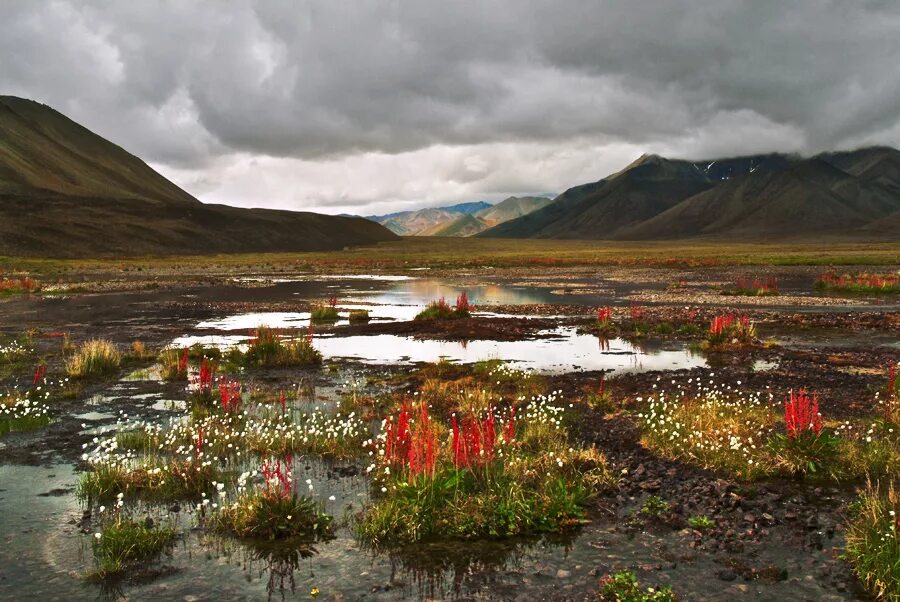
<box><xmin>368</xmin><ymin>280</ymin><xmax>550</xmax><ymax>307</ymax></box>
<box><xmin>315</xmin><ymin>328</ymin><xmax>705</xmax><ymax>375</ymax></box>
<box><xmin>171</xmin><ymin>329</ymin><xmax>706</xmax><ymax>376</ymax></box>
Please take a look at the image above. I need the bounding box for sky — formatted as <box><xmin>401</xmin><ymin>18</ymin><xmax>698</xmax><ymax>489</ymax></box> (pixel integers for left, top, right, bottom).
<box><xmin>2</xmin><ymin>1</ymin><xmax>899</xmax><ymax>216</ymax></box>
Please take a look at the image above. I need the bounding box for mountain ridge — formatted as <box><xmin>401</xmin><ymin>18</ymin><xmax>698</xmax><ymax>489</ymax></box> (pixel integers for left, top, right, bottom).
<box><xmin>0</xmin><ymin>96</ymin><xmax>397</xmax><ymax>257</ymax></box>
<box><xmin>479</xmin><ymin>147</ymin><xmax>900</xmax><ymax>241</ymax></box>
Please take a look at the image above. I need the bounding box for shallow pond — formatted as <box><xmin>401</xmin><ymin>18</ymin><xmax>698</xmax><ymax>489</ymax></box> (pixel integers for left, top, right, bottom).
<box><xmin>173</xmin><ymin>327</ymin><xmax>707</xmax><ymax>375</ymax></box>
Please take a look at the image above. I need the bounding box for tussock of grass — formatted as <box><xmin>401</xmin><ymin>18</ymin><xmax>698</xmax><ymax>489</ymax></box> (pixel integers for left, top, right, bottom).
<box><xmin>844</xmin><ymin>480</ymin><xmax>900</xmax><ymax>601</ymax></box>
<box><xmin>414</xmin><ymin>296</ymin><xmax>471</xmax><ymax>320</ymax></box>
<box><xmin>310</xmin><ymin>305</ymin><xmax>340</xmax><ymax>322</ymax></box>
<box><xmin>209</xmin><ymin>490</ymin><xmax>333</xmax><ymax>541</ymax></box>
<box><xmin>78</xmin><ymin>459</ymin><xmax>223</xmax><ymax>503</ymax></box>
<box><xmin>358</xmin><ymin>395</ymin><xmax>614</xmax><ymax>546</ymax></box>
<box><xmin>157</xmin><ymin>348</ymin><xmax>186</xmax><ymax>381</ymax></box>
<box><xmin>66</xmin><ymin>339</ymin><xmax>121</xmax><ymax>378</ymax></box>
<box><xmin>348</xmin><ymin>309</ymin><xmax>370</xmax><ymax>323</ymax></box>
<box><xmin>240</xmin><ymin>326</ymin><xmax>322</xmax><ymax>367</ymax></box>
<box><xmin>89</xmin><ymin>516</ymin><xmax>177</xmax><ymax>580</ymax></box>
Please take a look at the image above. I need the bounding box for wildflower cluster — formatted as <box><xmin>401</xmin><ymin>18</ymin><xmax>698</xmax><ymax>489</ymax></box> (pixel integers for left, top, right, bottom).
<box><xmin>0</xmin><ymin>276</ymin><xmax>40</xmax><ymax>295</ymax></box>
<box><xmin>0</xmin><ymin>338</ymin><xmax>30</xmax><ymax>362</ymax></box>
<box><xmin>703</xmin><ymin>314</ymin><xmax>756</xmax><ymax>349</ymax></box>
<box><xmin>723</xmin><ymin>276</ymin><xmax>779</xmax><ymax>296</ymax></box>
<box><xmin>638</xmin><ymin>374</ymin><xmax>775</xmax><ymax>479</ymax></box>
<box><xmin>414</xmin><ymin>294</ymin><xmax>473</xmax><ymax>320</ymax></box>
<box><xmin>816</xmin><ymin>272</ymin><xmax>900</xmax><ymax>294</ymax></box>
<box><xmin>359</xmin><ymin>390</ymin><xmax>613</xmax><ymax>544</ymax></box>
<box><xmin>0</xmin><ymin>382</ymin><xmax>54</xmax><ymax>436</ymax></box>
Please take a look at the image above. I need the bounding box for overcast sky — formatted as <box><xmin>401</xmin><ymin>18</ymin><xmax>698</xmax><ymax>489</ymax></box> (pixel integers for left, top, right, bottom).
<box><xmin>2</xmin><ymin>1</ymin><xmax>899</xmax><ymax>215</ymax></box>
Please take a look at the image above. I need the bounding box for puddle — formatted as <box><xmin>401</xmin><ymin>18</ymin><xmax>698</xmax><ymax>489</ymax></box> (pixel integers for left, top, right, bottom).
<box><xmin>73</xmin><ymin>411</ymin><xmax>115</xmax><ymax>421</ymax></box>
<box><xmin>172</xmin><ymin>327</ymin><xmax>706</xmax><ymax>375</ymax></box>
<box><xmin>0</xmin><ymin>460</ymin><xmax>855</xmax><ymax>601</ymax></box>
<box><xmin>752</xmin><ymin>359</ymin><xmax>779</xmax><ymax>372</ymax></box>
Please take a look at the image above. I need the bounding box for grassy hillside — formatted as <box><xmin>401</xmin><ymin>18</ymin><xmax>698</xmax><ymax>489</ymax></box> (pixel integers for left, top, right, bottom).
<box><xmin>0</xmin><ymin>96</ymin><xmax>396</xmax><ymax>257</ymax></box>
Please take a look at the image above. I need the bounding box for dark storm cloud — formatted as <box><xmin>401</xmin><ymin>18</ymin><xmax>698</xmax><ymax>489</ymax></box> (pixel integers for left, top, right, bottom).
<box><xmin>1</xmin><ymin>1</ymin><xmax>898</xmax><ymax>211</ymax></box>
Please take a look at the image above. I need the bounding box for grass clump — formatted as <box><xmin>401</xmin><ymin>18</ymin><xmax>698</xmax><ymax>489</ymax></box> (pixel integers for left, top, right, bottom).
<box><xmin>90</xmin><ymin>512</ymin><xmax>177</xmax><ymax>581</ymax></box>
<box><xmin>639</xmin><ymin>496</ymin><xmax>670</xmax><ymax>518</ymax></box>
<box><xmin>816</xmin><ymin>272</ymin><xmax>900</xmax><ymax>295</ymax></box>
<box><xmin>158</xmin><ymin>348</ymin><xmax>188</xmax><ymax>381</ymax></box>
<box><xmin>310</xmin><ymin>306</ymin><xmax>340</xmax><ymax>322</ymax></box>
<box><xmin>348</xmin><ymin>309</ymin><xmax>370</xmax><ymax>323</ymax></box>
<box><xmin>721</xmin><ymin>276</ymin><xmax>779</xmax><ymax>296</ymax></box>
<box><xmin>640</xmin><ymin>377</ymin><xmax>900</xmax><ymax>482</ymax></box>
<box><xmin>639</xmin><ymin>379</ymin><xmax>776</xmax><ymax>480</ymax></box>
<box><xmin>78</xmin><ymin>458</ymin><xmax>223</xmax><ymax>504</ymax></box>
<box><xmin>844</xmin><ymin>480</ymin><xmax>900</xmax><ymax>601</ymax></box>
<box><xmin>1</xmin><ymin>388</ymin><xmax>51</xmax><ymax>436</ymax></box>
<box><xmin>66</xmin><ymin>339</ymin><xmax>121</xmax><ymax>378</ymax></box>
<box><xmin>210</xmin><ymin>490</ymin><xmax>333</xmax><ymax>541</ymax></box>
<box><xmin>688</xmin><ymin>515</ymin><xmax>715</xmax><ymax>530</ymax></box>
<box><xmin>698</xmin><ymin>314</ymin><xmax>757</xmax><ymax>350</ymax></box>
<box><xmin>357</xmin><ymin>397</ymin><xmax>614</xmax><ymax>545</ymax></box>
<box><xmin>414</xmin><ymin>293</ymin><xmax>473</xmax><ymax>320</ymax></box>
<box><xmin>592</xmin><ymin>306</ymin><xmax>618</xmax><ymax>337</ymax></box>
<box><xmin>0</xmin><ymin>276</ymin><xmax>40</xmax><ymax>297</ymax></box>
<box><xmin>598</xmin><ymin>570</ymin><xmax>677</xmax><ymax>601</ymax></box>
<box><xmin>240</xmin><ymin>326</ymin><xmax>322</xmax><ymax>367</ymax></box>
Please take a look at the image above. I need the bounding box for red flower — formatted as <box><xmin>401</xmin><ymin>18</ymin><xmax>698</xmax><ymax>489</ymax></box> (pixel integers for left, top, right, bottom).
<box><xmin>784</xmin><ymin>389</ymin><xmax>823</xmax><ymax>439</ymax></box>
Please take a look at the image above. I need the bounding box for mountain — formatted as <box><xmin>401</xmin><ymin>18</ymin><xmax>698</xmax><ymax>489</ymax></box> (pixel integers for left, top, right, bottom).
<box><xmin>480</xmin><ymin>148</ymin><xmax>900</xmax><ymax>241</ymax></box>
<box><xmin>481</xmin><ymin>155</ymin><xmax>716</xmax><ymax>238</ymax></box>
<box><xmin>476</xmin><ymin>196</ymin><xmax>553</xmax><ymax>226</ymax></box>
<box><xmin>367</xmin><ymin>201</ymin><xmax>491</xmax><ymax>235</ymax></box>
<box><xmin>419</xmin><ymin>213</ymin><xmax>490</xmax><ymax>236</ymax></box>
<box><xmin>0</xmin><ymin>96</ymin><xmax>396</xmax><ymax>257</ymax></box>
<box><xmin>366</xmin><ymin>197</ymin><xmax>553</xmax><ymax>236</ymax></box>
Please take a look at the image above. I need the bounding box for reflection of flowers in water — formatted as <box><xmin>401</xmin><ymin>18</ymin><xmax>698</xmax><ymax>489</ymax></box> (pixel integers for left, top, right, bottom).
<box><xmin>203</xmin><ymin>535</ymin><xmax>319</xmax><ymax>602</ymax></box>
<box><xmin>370</xmin><ymin>533</ymin><xmax>576</xmax><ymax>600</ymax></box>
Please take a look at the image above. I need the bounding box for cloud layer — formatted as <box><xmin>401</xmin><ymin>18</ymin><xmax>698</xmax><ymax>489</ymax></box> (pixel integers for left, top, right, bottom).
<box><xmin>2</xmin><ymin>1</ymin><xmax>898</xmax><ymax>213</ymax></box>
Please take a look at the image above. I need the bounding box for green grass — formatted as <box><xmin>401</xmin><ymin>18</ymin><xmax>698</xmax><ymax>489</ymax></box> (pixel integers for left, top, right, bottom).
<box><xmin>310</xmin><ymin>305</ymin><xmax>340</xmax><ymax>322</ymax></box>
<box><xmin>357</xmin><ymin>466</ymin><xmax>594</xmax><ymax>545</ymax></box>
<box><xmin>688</xmin><ymin>515</ymin><xmax>715</xmax><ymax>530</ymax></box>
<box><xmin>639</xmin><ymin>496</ymin><xmax>670</xmax><ymax>518</ymax></box>
<box><xmin>640</xmin><ymin>382</ymin><xmax>900</xmax><ymax>482</ymax></box>
<box><xmin>348</xmin><ymin>309</ymin><xmax>370</xmax><ymax>323</ymax></box>
<box><xmin>414</xmin><ymin>298</ymin><xmax>470</xmax><ymax>320</ymax></box>
<box><xmin>816</xmin><ymin>272</ymin><xmax>900</xmax><ymax>295</ymax></box>
<box><xmin>208</xmin><ymin>490</ymin><xmax>333</xmax><ymax>541</ymax></box>
<box><xmin>844</xmin><ymin>480</ymin><xmax>900</xmax><ymax>601</ymax></box>
<box><xmin>4</xmin><ymin>239</ymin><xmax>900</xmax><ymax>274</ymax></box>
<box><xmin>89</xmin><ymin>517</ymin><xmax>177</xmax><ymax>580</ymax></box>
<box><xmin>358</xmin><ymin>394</ymin><xmax>614</xmax><ymax>546</ymax></box>
<box><xmin>77</xmin><ymin>459</ymin><xmax>223</xmax><ymax>504</ymax></box>
<box><xmin>239</xmin><ymin>327</ymin><xmax>322</xmax><ymax>367</ymax></box>
<box><xmin>598</xmin><ymin>570</ymin><xmax>677</xmax><ymax>602</ymax></box>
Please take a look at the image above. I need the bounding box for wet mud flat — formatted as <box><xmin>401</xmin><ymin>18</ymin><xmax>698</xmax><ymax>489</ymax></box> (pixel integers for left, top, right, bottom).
<box><xmin>0</xmin><ymin>264</ymin><xmax>898</xmax><ymax>600</ymax></box>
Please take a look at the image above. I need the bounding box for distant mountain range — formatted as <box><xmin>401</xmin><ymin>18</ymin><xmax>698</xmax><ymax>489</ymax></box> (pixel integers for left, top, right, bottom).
<box><xmin>367</xmin><ymin>196</ymin><xmax>553</xmax><ymax>236</ymax></box>
<box><xmin>479</xmin><ymin>147</ymin><xmax>900</xmax><ymax>241</ymax></box>
<box><xmin>0</xmin><ymin>96</ymin><xmax>396</xmax><ymax>257</ymax></box>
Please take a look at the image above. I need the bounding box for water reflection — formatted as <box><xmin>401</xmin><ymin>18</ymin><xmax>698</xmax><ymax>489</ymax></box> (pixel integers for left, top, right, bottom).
<box><xmin>207</xmin><ymin>536</ymin><xmax>321</xmax><ymax>602</ymax></box>
<box><xmin>172</xmin><ymin>328</ymin><xmax>707</xmax><ymax>375</ymax></box>
<box><xmin>379</xmin><ymin>534</ymin><xmax>576</xmax><ymax>600</ymax></box>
